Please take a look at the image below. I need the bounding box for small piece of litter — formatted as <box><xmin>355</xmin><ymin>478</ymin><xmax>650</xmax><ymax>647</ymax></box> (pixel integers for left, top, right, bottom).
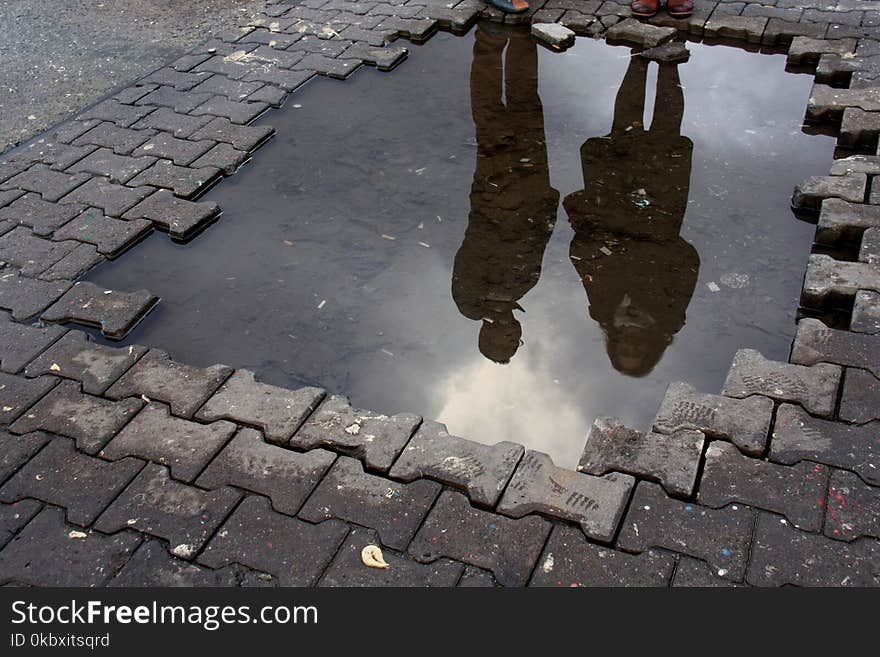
<box><xmin>599</xmin><ymin>246</ymin><xmax>612</xmax><ymax>256</ymax></box>
<box><xmin>68</xmin><ymin>531</ymin><xmax>87</xmax><ymax>540</ymax></box>
<box><xmin>361</xmin><ymin>545</ymin><xmax>389</xmax><ymax>569</ymax></box>
<box><xmin>49</xmin><ymin>363</ymin><xmax>61</xmax><ymax>372</ymax></box>
<box><xmin>283</xmin><ymin>240</ymin><xmax>293</xmax><ymax>246</ymax></box>
<box><xmin>293</xmin><ymin>104</ymin><xmax>302</xmax><ymax>108</ymax></box>
<box><xmin>707</xmin><ymin>282</ymin><xmax>720</xmax><ymax>292</ymax></box>
<box><xmin>381</xmin><ymin>234</ymin><xmax>396</xmax><ymax>240</ymax></box>
<box><xmin>171</xmin><ymin>544</ymin><xmax>195</xmax><ymax>559</ymax></box>
<box><xmin>418</xmin><ymin>242</ymin><xmax>431</xmax><ymax>248</ymax></box>
<box><xmin>317</xmin><ymin>300</ymin><xmax>326</xmax><ymax>310</ymax></box>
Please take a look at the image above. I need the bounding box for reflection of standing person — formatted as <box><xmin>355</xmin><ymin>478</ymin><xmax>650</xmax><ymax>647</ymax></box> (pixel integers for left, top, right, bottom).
<box><xmin>564</xmin><ymin>54</ymin><xmax>699</xmax><ymax>377</ymax></box>
<box><xmin>452</xmin><ymin>25</ymin><xmax>559</xmax><ymax>364</ymax></box>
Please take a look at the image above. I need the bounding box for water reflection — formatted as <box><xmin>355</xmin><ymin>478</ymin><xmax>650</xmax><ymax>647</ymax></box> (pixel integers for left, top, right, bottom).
<box><xmin>452</xmin><ymin>25</ymin><xmax>559</xmax><ymax>363</ymax></box>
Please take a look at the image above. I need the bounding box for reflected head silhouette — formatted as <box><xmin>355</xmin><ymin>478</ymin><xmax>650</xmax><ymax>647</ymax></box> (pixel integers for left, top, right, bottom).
<box><xmin>479</xmin><ymin>313</ymin><xmax>523</xmax><ymax>364</ymax></box>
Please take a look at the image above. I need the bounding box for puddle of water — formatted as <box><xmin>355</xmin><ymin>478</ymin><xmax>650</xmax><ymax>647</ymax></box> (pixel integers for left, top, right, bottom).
<box><xmin>86</xmin><ymin>26</ymin><xmax>835</xmax><ymax>468</ymax></box>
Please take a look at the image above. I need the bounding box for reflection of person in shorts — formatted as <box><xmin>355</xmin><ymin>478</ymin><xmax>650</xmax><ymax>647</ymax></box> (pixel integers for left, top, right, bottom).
<box><xmin>564</xmin><ymin>53</ymin><xmax>699</xmax><ymax>377</ymax></box>
<box><xmin>452</xmin><ymin>25</ymin><xmax>559</xmax><ymax>364</ymax></box>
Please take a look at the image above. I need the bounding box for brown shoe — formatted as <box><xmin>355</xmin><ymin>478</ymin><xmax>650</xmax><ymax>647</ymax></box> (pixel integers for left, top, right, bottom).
<box><xmin>631</xmin><ymin>0</ymin><xmax>658</xmax><ymax>17</ymax></box>
<box><xmin>666</xmin><ymin>0</ymin><xmax>693</xmax><ymax>17</ymax></box>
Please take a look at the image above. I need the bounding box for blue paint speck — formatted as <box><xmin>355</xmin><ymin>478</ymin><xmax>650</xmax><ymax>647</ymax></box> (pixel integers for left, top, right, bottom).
<box><xmin>722</xmin><ymin>548</ymin><xmax>731</xmax><ymax>557</ymax></box>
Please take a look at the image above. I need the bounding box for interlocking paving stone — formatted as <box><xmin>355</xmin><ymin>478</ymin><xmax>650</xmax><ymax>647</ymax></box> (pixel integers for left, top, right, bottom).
<box><xmin>123</xmin><ymin>189</ymin><xmax>220</xmax><ymax>241</ymax></box>
<box><xmin>0</xmin><ymin>499</ymin><xmax>42</xmax><ymax>550</ymax></box>
<box><xmin>497</xmin><ymin>450</ymin><xmax>633</xmax><ymax>542</ymax></box>
<box><xmin>195</xmin><ymin>55</ymin><xmax>262</xmax><ymax>81</ymax></box>
<box><xmin>199</xmin><ymin>495</ymin><xmax>348</xmax><ymax>586</ymax></box>
<box><xmin>25</xmin><ymin>331</ymin><xmax>146</xmax><ymax>395</ymax></box>
<box><xmin>246</xmin><ymin>84</ymin><xmax>287</xmax><ymax>107</ymax></box>
<box><xmin>344</xmin><ymin>43</ymin><xmax>408</xmax><ymax>70</ymax></box>
<box><xmin>71</xmin><ymin>122</ymin><xmax>155</xmax><ymax>156</ymax></box>
<box><xmin>294</xmin><ymin>54</ymin><xmax>363</xmax><ymax>79</ymax></box>
<box><xmin>190</xmin><ymin>142</ymin><xmax>249</xmax><ymax>174</ymax></box>
<box><xmin>112</xmin><ymin>84</ymin><xmax>157</xmax><ymax>104</ymax></box>
<box><xmin>0</xmin><ymin>189</ymin><xmax>24</xmax><ymax>209</ymax></box>
<box><xmin>100</xmin><ymin>402</ymin><xmax>236</xmax><ymax>483</ymax></box>
<box><xmin>0</xmin><ymin>430</ymin><xmax>50</xmax><ymax>485</ymax></box>
<box><xmin>830</xmin><ymin>154</ymin><xmax>880</xmax><ymax>176</ymax></box>
<box><xmin>388</xmin><ymin>420</ymin><xmax>523</xmax><ymax>507</ymax></box>
<box><xmin>67</xmin><ymin>148</ymin><xmax>156</xmax><ymax>185</ymax></box>
<box><xmin>243</xmin><ymin>66</ymin><xmax>314</xmax><ymax>91</ymax></box>
<box><xmin>377</xmin><ymin>16</ymin><xmax>438</xmax><ymax>41</ymax></box>
<box><xmin>0</xmin><ymin>506</ymin><xmax>141</xmax><ymax>586</ymax></box>
<box><xmin>618</xmin><ymin>482</ymin><xmax>756</xmax><ymax>581</ymax></box>
<box><xmin>191</xmin><ymin>75</ymin><xmax>264</xmax><ymax>101</ymax></box>
<box><xmin>110</xmin><ymin>539</ymin><xmax>237</xmax><ymax>586</ymax></box>
<box><xmin>852</xmin><ymin>290</ymin><xmax>880</xmax><ymax>335</ymax></box>
<box><xmin>671</xmin><ymin>556</ymin><xmax>744</xmax><ymax>587</ymax></box>
<box><xmin>38</xmin><ymin>243</ymin><xmax>103</xmax><ymax>282</ymax></box>
<box><xmin>653</xmin><ymin>381</ymin><xmax>774</xmax><ymax>456</ymax></box>
<box><xmin>529</xmin><ymin>525</ymin><xmax>674</xmax><ymax>587</ymax></box>
<box><xmin>197</xmin><ymin>427</ymin><xmax>335</xmax><ymax>515</ymax></box>
<box><xmin>792</xmin><ymin>174</ymin><xmax>867</xmax><ymax>212</ymax></box>
<box><xmin>0</xmin><ymin>226</ymin><xmax>77</xmax><ymax>276</ymax></box>
<box><xmin>0</xmin><ymin>436</ymin><xmax>142</xmax><ymax>526</ymax></box>
<box><xmin>762</xmin><ymin>19</ymin><xmax>825</xmax><ymax>46</ymax></box>
<box><xmin>577</xmin><ymin>417</ymin><xmax>704</xmax><ymax>497</ymax></box>
<box><xmin>127</xmin><ymin>159</ymin><xmax>220</xmax><ymax>199</ymax></box>
<box><xmin>772</xmin><ymin>403</ymin><xmax>880</xmax><ymax>485</ymax></box>
<box><xmin>189</xmin><ymin>116</ymin><xmax>274</xmax><ymax>152</ymax></box>
<box><xmin>319</xmin><ymin>527</ymin><xmax>464</xmax><ymax>587</ymax></box>
<box><xmin>52</xmin><ymin>209</ymin><xmax>153</xmax><ymax>257</ymax></box>
<box><xmin>238</xmin><ymin>27</ymin><xmax>303</xmax><ymax>49</ymax></box>
<box><xmin>292</xmin><ymin>394</ymin><xmax>418</xmax><ymax>472</ymax></box>
<box><xmin>0</xmin><ymin>193</ymin><xmax>84</xmax><ymax>236</ymax></box>
<box><xmin>639</xmin><ymin>42</ymin><xmax>691</xmax><ymax>63</ymax></box>
<box><xmin>0</xmin><ymin>313</ymin><xmax>65</xmax><ymax>373</ymax></box>
<box><xmin>0</xmin><ymin>270</ymin><xmax>72</xmax><ymax>321</ymax></box>
<box><xmin>105</xmin><ymin>348</ymin><xmax>231</xmax><ymax>418</ymax></box>
<box><xmin>840</xmin><ymin>368</ymin><xmax>880</xmax><ymax>423</ymax></box>
<box><xmin>60</xmin><ymin>177</ymin><xmax>154</xmax><ymax>217</ymax></box>
<box><xmin>196</xmin><ymin>370</ymin><xmax>324</xmax><ymax>445</ymax></box>
<box><xmin>0</xmin><ymin>164</ymin><xmax>90</xmax><ymax>202</ymax></box>
<box><xmin>839</xmin><ymin>107</ymin><xmax>880</xmax><ymax>147</ymax></box>
<box><xmin>817</xmin><ymin>198</ymin><xmax>880</xmax><ymax>245</ymax></box>
<box><xmin>804</xmin><ymin>254</ymin><xmax>880</xmax><ymax>304</ymax></box>
<box><xmin>862</xmin><ymin>227</ymin><xmax>880</xmax><ymax>263</ymax></box>
<box><xmin>808</xmin><ymin>84</ymin><xmax>880</xmax><ymax>121</ymax></box>
<box><xmin>791</xmin><ymin>317</ymin><xmax>880</xmax><ymax>379</ymax></box>
<box><xmin>722</xmin><ymin>348</ymin><xmax>842</xmax><ymax>418</ymax></box>
<box><xmin>41</xmin><ymin>281</ymin><xmax>159</xmax><ymax>339</ymax></box>
<box><xmin>79</xmin><ymin>99</ymin><xmax>155</xmax><ymax>128</ymax></box>
<box><xmin>704</xmin><ymin>15</ymin><xmax>768</xmax><ymax>43</ymax></box>
<box><xmin>141</xmin><ymin>67</ymin><xmax>212</xmax><ymax>92</ymax></box>
<box><xmin>11</xmin><ymin>380</ymin><xmax>142</xmax><ymax>454</ymax></box>
<box><xmin>11</xmin><ymin>141</ymin><xmax>98</xmax><ymax>171</ymax></box>
<box><xmin>49</xmin><ymin>119</ymin><xmax>102</xmax><ymax>145</ymax></box>
<box><xmin>191</xmin><ymin>96</ymin><xmax>269</xmax><ymax>125</ymax></box>
<box><xmin>300</xmin><ymin>456</ymin><xmax>439</xmax><ymax>549</ymax></box>
<box><xmin>747</xmin><ymin>511</ymin><xmax>880</xmax><ymax>586</ymax></box>
<box><xmin>457</xmin><ymin>565</ymin><xmax>499</xmax><ymax>587</ymax></box>
<box><xmin>824</xmin><ymin>469</ymin><xmax>880</xmax><ymax>541</ymax></box>
<box><xmin>135</xmin><ymin>86</ymin><xmax>215</xmax><ymax>114</ymax></box>
<box><xmin>698</xmin><ymin>441</ymin><xmax>828</xmax><ymax>531</ymax></box>
<box><xmin>409</xmin><ymin>490</ymin><xmax>550</xmax><ymax>587</ymax></box>
<box><xmin>0</xmin><ymin>372</ymin><xmax>56</xmax><ymax>426</ymax></box>
<box><xmin>95</xmin><ymin>463</ymin><xmax>240</xmax><ymax>558</ymax></box>
<box><xmin>130</xmin><ymin>133</ymin><xmax>215</xmax><ymax>167</ymax></box>
<box><xmin>131</xmin><ymin>107</ymin><xmax>213</xmax><ymax>138</ymax></box>
<box><xmin>787</xmin><ymin>35</ymin><xmax>857</xmax><ymax>65</ymax></box>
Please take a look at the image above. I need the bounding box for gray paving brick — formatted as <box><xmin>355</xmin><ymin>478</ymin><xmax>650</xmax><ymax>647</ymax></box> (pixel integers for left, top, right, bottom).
<box><xmin>829</xmin><ymin>154</ymin><xmax>880</xmax><ymax>176</ymax></box>
<box><xmin>840</xmin><ymin>368</ymin><xmax>880</xmax><ymax>423</ymax></box>
<box><xmin>191</xmin><ymin>96</ymin><xmax>269</xmax><ymax>125</ymax></box>
<box><xmin>67</xmin><ymin>148</ymin><xmax>156</xmax><ymax>185</ymax></box>
<box><xmin>41</xmin><ymin>281</ymin><xmax>158</xmax><ymax>339</ymax></box>
<box><xmin>722</xmin><ymin>348</ymin><xmax>841</xmax><ymax>418</ymax></box>
<box><xmin>0</xmin><ymin>499</ymin><xmax>42</xmax><ymax>550</ymax></box>
<box><xmin>747</xmin><ymin>511</ymin><xmax>880</xmax><ymax>586</ymax></box>
<box><xmin>142</xmin><ymin>68</ymin><xmax>213</xmax><ymax>91</ymax></box>
<box><xmin>376</xmin><ymin>16</ymin><xmax>438</xmax><ymax>41</ymax></box>
<box><xmin>824</xmin><ymin>468</ymin><xmax>880</xmax><ymax>542</ymax></box>
<box><xmin>25</xmin><ymin>331</ymin><xmax>146</xmax><ymax>395</ymax></box>
<box><xmin>0</xmin><ymin>430</ymin><xmax>50</xmax><ymax>485</ymax></box>
<box><xmin>11</xmin><ymin>141</ymin><xmax>98</xmax><ymax>172</ymax></box>
<box><xmin>0</xmin><ymin>313</ymin><xmax>65</xmax><ymax>374</ymax></box>
<box><xmin>199</xmin><ymin>495</ymin><xmax>348</xmax><ymax>586</ymax></box>
<box><xmin>817</xmin><ymin>198</ymin><xmax>880</xmax><ymax>245</ymax></box>
<box><xmin>457</xmin><ymin>565</ymin><xmax>499</xmax><ymax>587</ymax></box>
<box><xmin>104</xmin><ymin>348</ymin><xmax>231</xmax><ymax>418</ymax></box>
<box><xmin>292</xmin><ymin>394</ymin><xmax>418</xmax><ymax>472</ymax></box>
<box><xmin>671</xmin><ymin>556</ymin><xmax>744</xmax><ymax>587</ymax></box>
<box><xmin>238</xmin><ymin>27</ymin><xmax>303</xmax><ymax>49</ymax></box>
<box><xmin>38</xmin><ymin>244</ymin><xmax>103</xmax><ymax>282</ymax></box>
<box><xmin>0</xmin><ymin>194</ymin><xmax>84</xmax><ymax>236</ymax></box>
<box><xmin>0</xmin><ymin>372</ymin><xmax>57</xmax><ymax>426</ymax></box>
<box><xmin>319</xmin><ymin>527</ymin><xmax>463</xmax><ymax>587</ymax></box>
<box><xmin>242</xmin><ymin>66</ymin><xmax>314</xmax><ymax>91</ymax></box>
<box><xmin>791</xmin><ymin>317</ymin><xmax>880</xmax><ymax>379</ymax></box>
<box><xmin>704</xmin><ymin>14</ymin><xmax>768</xmax><ymax>42</ymax></box>
<box><xmin>100</xmin><ymin>402</ymin><xmax>235</xmax><ymax>483</ymax></box>
<box><xmin>131</xmin><ymin>107</ymin><xmax>213</xmax><ymax>138</ymax></box>
<box><xmin>246</xmin><ymin>84</ymin><xmax>287</xmax><ymax>107</ymax></box>
<box><xmin>194</xmin><ymin>55</ymin><xmax>263</xmax><ymax>81</ymax></box>
<box><xmin>787</xmin><ymin>35</ymin><xmax>857</xmax><ymax>65</ymax></box>
<box><xmin>388</xmin><ymin>420</ymin><xmax>523</xmax><ymax>508</ymax></box>
<box><xmin>304</xmin><ymin>452</ymin><xmax>437</xmax><ymax>546</ymax></box>
<box><xmin>771</xmin><ymin>403</ymin><xmax>880</xmax><ymax>486</ymax></box>
<box><xmin>804</xmin><ymin>254</ymin><xmax>880</xmax><ymax>305</ymax></box>
<box><xmin>618</xmin><ymin>482</ymin><xmax>757</xmax><ymax>581</ymax></box>
<box><xmin>112</xmin><ymin>84</ymin><xmax>156</xmax><ymax>105</ymax></box>
<box><xmin>792</xmin><ymin>174</ymin><xmax>867</xmax><ymax>212</ymax></box>
<box><xmin>79</xmin><ymin>99</ymin><xmax>155</xmax><ymax>128</ymax></box>
<box><xmin>852</xmin><ymin>290</ymin><xmax>880</xmax><ymax>335</ymax></box>
<box><xmin>0</xmin><ymin>189</ymin><xmax>24</xmax><ymax>209</ymax></box>
<box><xmin>862</xmin><ymin>227</ymin><xmax>880</xmax><ymax>263</ymax></box>
<box><xmin>698</xmin><ymin>441</ymin><xmax>828</xmax><ymax>531</ymax></box>
<box><xmin>189</xmin><ymin>116</ymin><xmax>274</xmax><ymax>152</ymax></box>
<box><xmin>529</xmin><ymin>524</ymin><xmax>674</xmax><ymax>587</ymax></box>
<box><xmin>0</xmin><ymin>227</ymin><xmax>77</xmax><ymax>277</ymax></box>
<box><xmin>808</xmin><ymin>83</ymin><xmax>880</xmax><ymax>122</ymax></box>
<box><xmin>130</xmin><ymin>133</ymin><xmax>215</xmax><ymax>167</ymax></box>
<box><xmin>294</xmin><ymin>53</ymin><xmax>362</xmax><ymax>79</ymax></box>
<box><xmin>652</xmin><ymin>381</ymin><xmax>773</xmax><ymax>456</ymax></box>
<box><xmin>190</xmin><ymin>142</ymin><xmax>249</xmax><ymax>174</ymax></box>
<box><xmin>123</xmin><ymin>189</ymin><xmax>220</xmax><ymax>241</ymax></box>
<box><xmin>110</xmin><ymin>539</ymin><xmax>237</xmax><ymax>586</ymax></box>
<box><xmin>197</xmin><ymin>427</ymin><xmax>335</xmax><ymax>515</ymax></box>
<box><xmin>1</xmin><ymin>164</ymin><xmax>90</xmax><ymax>202</ymax></box>
<box><xmin>191</xmin><ymin>75</ymin><xmax>264</xmax><ymax>101</ymax></box>
<box><xmin>0</xmin><ymin>270</ymin><xmax>72</xmax><ymax>321</ymax></box>
<box><xmin>344</xmin><ymin>42</ymin><xmax>407</xmax><ymax>71</ymax></box>
<box><xmin>71</xmin><ymin>122</ymin><xmax>155</xmax><ymax>156</ymax></box>
<box><xmin>196</xmin><ymin>369</ymin><xmax>324</xmax><ymax>444</ymax></box>
<box><xmin>60</xmin><ymin>177</ymin><xmax>154</xmax><ymax>217</ymax></box>
<box><xmin>763</xmin><ymin>17</ymin><xmax>826</xmax><ymax>46</ymax></box>
<box><xmin>95</xmin><ymin>463</ymin><xmax>240</xmax><ymax>558</ymax></box>
<box><xmin>0</xmin><ymin>436</ymin><xmax>142</xmax><ymax>526</ymax></box>
<box><xmin>0</xmin><ymin>506</ymin><xmax>141</xmax><ymax>586</ymax></box>
<box><xmin>135</xmin><ymin>86</ymin><xmax>215</xmax><ymax>114</ymax></box>
<box><xmin>49</xmin><ymin>119</ymin><xmax>102</xmax><ymax>145</ymax></box>
<box><xmin>52</xmin><ymin>209</ymin><xmax>153</xmax><ymax>257</ymax></box>
<box><xmin>11</xmin><ymin>380</ymin><xmax>142</xmax><ymax>453</ymax></box>
<box><xmin>578</xmin><ymin>417</ymin><xmax>704</xmax><ymax>497</ymax></box>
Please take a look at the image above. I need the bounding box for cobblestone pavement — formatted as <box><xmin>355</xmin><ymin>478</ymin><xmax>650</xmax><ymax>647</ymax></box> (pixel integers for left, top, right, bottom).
<box><xmin>1</xmin><ymin>0</ymin><xmax>879</xmax><ymax>587</ymax></box>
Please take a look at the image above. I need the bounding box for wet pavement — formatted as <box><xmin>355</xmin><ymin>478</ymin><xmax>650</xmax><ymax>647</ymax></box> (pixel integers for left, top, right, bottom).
<box><xmin>85</xmin><ymin>26</ymin><xmax>834</xmax><ymax>467</ymax></box>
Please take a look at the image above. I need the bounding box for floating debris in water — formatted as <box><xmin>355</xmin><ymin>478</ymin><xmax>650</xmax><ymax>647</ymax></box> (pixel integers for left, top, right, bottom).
<box><xmin>418</xmin><ymin>241</ymin><xmax>431</xmax><ymax>248</ymax></box>
<box><xmin>317</xmin><ymin>300</ymin><xmax>326</xmax><ymax>310</ymax></box>
<box><xmin>381</xmin><ymin>234</ymin><xmax>396</xmax><ymax>240</ymax></box>
<box><xmin>628</xmin><ymin>189</ymin><xmax>650</xmax><ymax>209</ymax></box>
<box><xmin>599</xmin><ymin>246</ymin><xmax>613</xmax><ymax>256</ymax></box>
<box><xmin>707</xmin><ymin>282</ymin><xmax>721</xmax><ymax>292</ymax></box>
